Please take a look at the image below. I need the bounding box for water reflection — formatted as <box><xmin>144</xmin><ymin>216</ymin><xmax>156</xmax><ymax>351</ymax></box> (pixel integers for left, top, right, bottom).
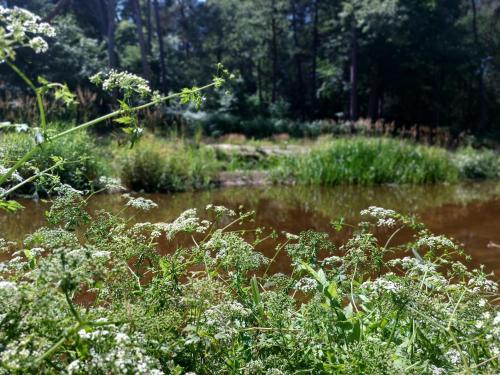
<box><xmin>1</xmin><ymin>181</ymin><xmax>499</xmax><ymax>273</ymax></box>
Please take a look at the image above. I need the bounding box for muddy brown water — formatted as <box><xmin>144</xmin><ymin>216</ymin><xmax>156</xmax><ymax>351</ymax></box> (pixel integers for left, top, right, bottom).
<box><xmin>1</xmin><ymin>181</ymin><xmax>499</xmax><ymax>274</ymax></box>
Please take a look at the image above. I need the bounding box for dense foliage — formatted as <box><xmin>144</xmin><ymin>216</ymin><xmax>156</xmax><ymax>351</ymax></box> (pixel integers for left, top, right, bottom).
<box><xmin>0</xmin><ymin>189</ymin><xmax>498</xmax><ymax>374</ymax></box>
<box><xmin>1</xmin><ymin>0</ymin><xmax>500</xmax><ymax>137</ymax></box>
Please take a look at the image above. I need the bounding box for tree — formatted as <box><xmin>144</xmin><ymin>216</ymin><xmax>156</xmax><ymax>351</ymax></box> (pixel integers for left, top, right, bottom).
<box><xmin>131</xmin><ymin>0</ymin><xmax>150</xmax><ymax>79</ymax></box>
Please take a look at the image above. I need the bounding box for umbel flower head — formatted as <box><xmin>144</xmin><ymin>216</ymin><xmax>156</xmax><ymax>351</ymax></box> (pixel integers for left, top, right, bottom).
<box><xmin>0</xmin><ymin>6</ymin><xmax>56</xmax><ymax>60</ymax></box>
<box><xmin>90</xmin><ymin>70</ymin><xmax>152</xmax><ymax>99</ymax></box>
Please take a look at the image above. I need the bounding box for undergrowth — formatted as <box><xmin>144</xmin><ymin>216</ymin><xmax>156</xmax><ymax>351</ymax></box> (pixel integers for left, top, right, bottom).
<box><xmin>0</xmin><ymin>186</ymin><xmax>498</xmax><ymax>374</ymax></box>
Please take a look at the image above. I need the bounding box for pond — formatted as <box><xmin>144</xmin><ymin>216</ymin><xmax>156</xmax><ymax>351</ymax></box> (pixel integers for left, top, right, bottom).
<box><xmin>1</xmin><ymin>181</ymin><xmax>500</xmax><ymax>274</ymax></box>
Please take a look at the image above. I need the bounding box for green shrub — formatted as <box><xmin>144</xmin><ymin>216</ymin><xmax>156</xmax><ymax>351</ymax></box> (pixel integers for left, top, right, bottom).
<box><xmin>453</xmin><ymin>147</ymin><xmax>500</xmax><ymax>179</ymax></box>
<box><xmin>274</xmin><ymin>137</ymin><xmax>459</xmax><ymax>185</ymax></box>
<box><xmin>0</xmin><ymin>126</ymin><xmax>107</xmax><ymax>195</ymax></box>
<box><xmin>0</xmin><ymin>194</ymin><xmax>497</xmax><ymax>373</ymax></box>
<box><xmin>115</xmin><ymin>134</ymin><xmax>220</xmax><ymax>192</ymax></box>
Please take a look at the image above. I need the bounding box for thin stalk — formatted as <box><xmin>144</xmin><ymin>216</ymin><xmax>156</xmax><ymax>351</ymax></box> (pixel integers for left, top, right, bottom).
<box><xmin>5</xmin><ymin>60</ymin><xmax>46</xmax><ymax>130</ymax></box>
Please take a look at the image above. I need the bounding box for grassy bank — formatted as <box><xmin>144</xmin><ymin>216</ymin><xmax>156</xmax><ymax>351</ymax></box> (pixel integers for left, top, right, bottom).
<box><xmin>2</xmin><ymin>131</ymin><xmax>499</xmax><ymax>194</ymax></box>
<box><xmin>274</xmin><ymin>137</ymin><xmax>459</xmax><ymax>185</ymax></box>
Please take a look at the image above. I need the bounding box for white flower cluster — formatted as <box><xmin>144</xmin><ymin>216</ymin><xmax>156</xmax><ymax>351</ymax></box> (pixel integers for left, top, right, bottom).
<box><xmin>283</xmin><ymin>231</ymin><xmax>299</xmax><ymax>240</ymax></box>
<box><xmin>388</xmin><ymin>256</ymin><xmax>436</xmax><ymax>274</ymax></box>
<box><xmin>123</xmin><ymin>194</ymin><xmax>158</xmax><ymax>211</ymax></box>
<box><xmin>203</xmin><ymin>301</ymin><xmax>251</xmax><ymax>342</ymax></box>
<box><xmin>360</xmin><ymin>206</ymin><xmax>396</xmax><ymax>219</ymax></box>
<box><xmin>90</xmin><ymin>70</ymin><xmax>151</xmax><ymax>98</ymax></box>
<box><xmin>467</xmin><ymin>277</ymin><xmax>498</xmax><ymax>293</ymax></box>
<box><xmin>98</xmin><ymin>176</ymin><xmax>125</xmax><ymax>193</ymax></box>
<box><xmin>206</xmin><ymin>204</ymin><xmax>236</xmax><ymax>217</ymax></box>
<box><xmin>0</xmin><ymin>6</ymin><xmax>56</xmax><ymax>58</ymax></box>
<box><xmin>416</xmin><ymin>235</ymin><xmax>457</xmax><ymax>250</ymax></box>
<box><xmin>294</xmin><ymin>277</ymin><xmax>317</xmax><ymax>293</ymax></box>
<box><xmin>67</xmin><ymin>326</ymin><xmax>164</xmax><ymax>374</ymax></box>
<box><xmin>362</xmin><ymin>277</ymin><xmax>401</xmax><ymax>296</ymax></box>
<box><xmin>322</xmin><ymin>255</ymin><xmax>342</xmax><ymax>265</ymax></box>
<box><xmin>155</xmin><ymin>209</ymin><xmax>210</xmax><ymax>239</ymax></box>
<box><xmin>429</xmin><ymin>365</ymin><xmax>446</xmax><ymax>375</ymax></box>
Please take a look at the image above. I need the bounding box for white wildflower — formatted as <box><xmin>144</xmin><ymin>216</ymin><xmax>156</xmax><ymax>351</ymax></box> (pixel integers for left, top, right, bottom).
<box><xmin>360</xmin><ymin>206</ymin><xmax>396</xmax><ymax>219</ymax></box>
<box><xmin>78</xmin><ymin>329</ymin><xmax>91</xmax><ymax>340</ymax></box>
<box><xmin>294</xmin><ymin>277</ymin><xmax>317</xmax><ymax>293</ymax></box>
<box><xmin>206</xmin><ymin>204</ymin><xmax>236</xmax><ymax>217</ymax></box>
<box><xmin>376</xmin><ymin>217</ymin><xmax>396</xmax><ymax>228</ymax></box>
<box><xmin>91</xmin><ymin>70</ymin><xmax>151</xmax><ymax>98</ymax></box>
<box><xmin>155</xmin><ymin>209</ymin><xmax>210</xmax><ymax>239</ymax></box>
<box><xmin>429</xmin><ymin>365</ymin><xmax>446</xmax><ymax>375</ymax></box>
<box><xmin>283</xmin><ymin>231</ymin><xmax>299</xmax><ymax>240</ymax></box>
<box><xmin>493</xmin><ymin>312</ymin><xmax>500</xmax><ymax>326</ymax></box>
<box><xmin>416</xmin><ymin>235</ymin><xmax>456</xmax><ymax>250</ymax></box>
<box><xmin>446</xmin><ymin>348</ymin><xmax>461</xmax><ymax>365</ymax></box>
<box><xmin>28</xmin><ymin>36</ymin><xmax>48</xmax><ymax>53</ymax></box>
<box><xmin>98</xmin><ymin>176</ymin><xmax>125</xmax><ymax>192</ymax></box>
<box><xmin>123</xmin><ymin>194</ymin><xmax>158</xmax><ymax>211</ymax></box>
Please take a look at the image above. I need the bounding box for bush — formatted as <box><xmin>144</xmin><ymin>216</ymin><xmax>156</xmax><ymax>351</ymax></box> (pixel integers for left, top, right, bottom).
<box><xmin>453</xmin><ymin>147</ymin><xmax>500</xmax><ymax>179</ymax></box>
<box><xmin>0</xmin><ymin>125</ymin><xmax>107</xmax><ymax>195</ymax></box>
<box><xmin>0</xmin><ymin>193</ymin><xmax>497</xmax><ymax>373</ymax></box>
<box><xmin>115</xmin><ymin>134</ymin><xmax>220</xmax><ymax>192</ymax></box>
<box><xmin>274</xmin><ymin>137</ymin><xmax>459</xmax><ymax>185</ymax></box>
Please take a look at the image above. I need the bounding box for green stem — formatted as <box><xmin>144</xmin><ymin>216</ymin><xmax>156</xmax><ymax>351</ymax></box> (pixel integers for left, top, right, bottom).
<box><xmin>5</xmin><ymin>59</ymin><xmax>46</xmax><ymax>131</ymax></box>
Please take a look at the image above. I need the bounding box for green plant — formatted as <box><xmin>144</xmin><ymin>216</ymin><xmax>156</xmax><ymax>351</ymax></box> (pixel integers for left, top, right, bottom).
<box><xmin>115</xmin><ymin>134</ymin><xmax>220</xmax><ymax>192</ymax></box>
<box><xmin>453</xmin><ymin>147</ymin><xmax>500</xmax><ymax>180</ymax></box>
<box><xmin>0</xmin><ymin>190</ymin><xmax>498</xmax><ymax>374</ymax></box>
<box><xmin>274</xmin><ymin>137</ymin><xmax>459</xmax><ymax>185</ymax></box>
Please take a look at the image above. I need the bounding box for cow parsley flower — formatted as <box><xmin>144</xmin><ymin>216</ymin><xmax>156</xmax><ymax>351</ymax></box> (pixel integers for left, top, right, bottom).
<box><xmin>416</xmin><ymin>235</ymin><xmax>457</xmax><ymax>250</ymax></box>
<box><xmin>294</xmin><ymin>277</ymin><xmax>317</xmax><ymax>293</ymax></box>
<box><xmin>98</xmin><ymin>176</ymin><xmax>125</xmax><ymax>193</ymax></box>
<box><xmin>28</xmin><ymin>36</ymin><xmax>48</xmax><ymax>53</ymax></box>
<box><xmin>155</xmin><ymin>209</ymin><xmax>210</xmax><ymax>239</ymax></box>
<box><xmin>123</xmin><ymin>194</ymin><xmax>158</xmax><ymax>211</ymax></box>
<box><xmin>446</xmin><ymin>348</ymin><xmax>461</xmax><ymax>365</ymax></box>
<box><xmin>90</xmin><ymin>70</ymin><xmax>151</xmax><ymax>98</ymax></box>
<box><xmin>0</xmin><ymin>6</ymin><xmax>56</xmax><ymax>59</ymax></box>
<box><xmin>360</xmin><ymin>206</ymin><xmax>396</xmax><ymax>219</ymax></box>
<box><xmin>206</xmin><ymin>204</ymin><xmax>236</xmax><ymax>217</ymax></box>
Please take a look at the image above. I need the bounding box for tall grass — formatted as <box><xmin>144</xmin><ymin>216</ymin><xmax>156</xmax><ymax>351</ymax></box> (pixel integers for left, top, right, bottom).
<box><xmin>275</xmin><ymin>137</ymin><xmax>459</xmax><ymax>185</ymax></box>
<box><xmin>114</xmin><ymin>134</ymin><xmax>220</xmax><ymax>192</ymax></box>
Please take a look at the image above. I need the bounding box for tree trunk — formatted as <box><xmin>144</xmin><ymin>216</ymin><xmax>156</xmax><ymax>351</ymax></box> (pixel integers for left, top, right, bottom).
<box><xmin>271</xmin><ymin>0</ymin><xmax>278</xmax><ymax>103</ymax></box>
<box><xmin>368</xmin><ymin>70</ymin><xmax>379</xmax><ymax>121</ymax></box>
<box><xmin>104</xmin><ymin>0</ymin><xmax>117</xmax><ymax>68</ymax></box>
<box><xmin>131</xmin><ymin>0</ymin><xmax>150</xmax><ymax>79</ymax></box>
<box><xmin>257</xmin><ymin>58</ymin><xmax>263</xmax><ymax>110</ymax></box>
<box><xmin>153</xmin><ymin>0</ymin><xmax>167</xmax><ymax>91</ymax></box>
<box><xmin>146</xmin><ymin>0</ymin><xmax>152</xmax><ymax>55</ymax></box>
<box><xmin>471</xmin><ymin>0</ymin><xmax>486</xmax><ymax>132</ymax></box>
<box><xmin>349</xmin><ymin>19</ymin><xmax>359</xmax><ymax>121</ymax></box>
<box><xmin>291</xmin><ymin>0</ymin><xmax>305</xmax><ymax>119</ymax></box>
<box><xmin>311</xmin><ymin>0</ymin><xmax>319</xmax><ymax>116</ymax></box>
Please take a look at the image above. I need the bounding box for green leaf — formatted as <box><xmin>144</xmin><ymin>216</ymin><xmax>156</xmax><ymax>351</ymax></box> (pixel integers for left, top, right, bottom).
<box><xmin>114</xmin><ymin>116</ymin><xmax>133</xmax><ymax>125</ymax></box>
<box><xmin>0</xmin><ymin>200</ymin><xmax>24</xmax><ymax>213</ymax></box>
